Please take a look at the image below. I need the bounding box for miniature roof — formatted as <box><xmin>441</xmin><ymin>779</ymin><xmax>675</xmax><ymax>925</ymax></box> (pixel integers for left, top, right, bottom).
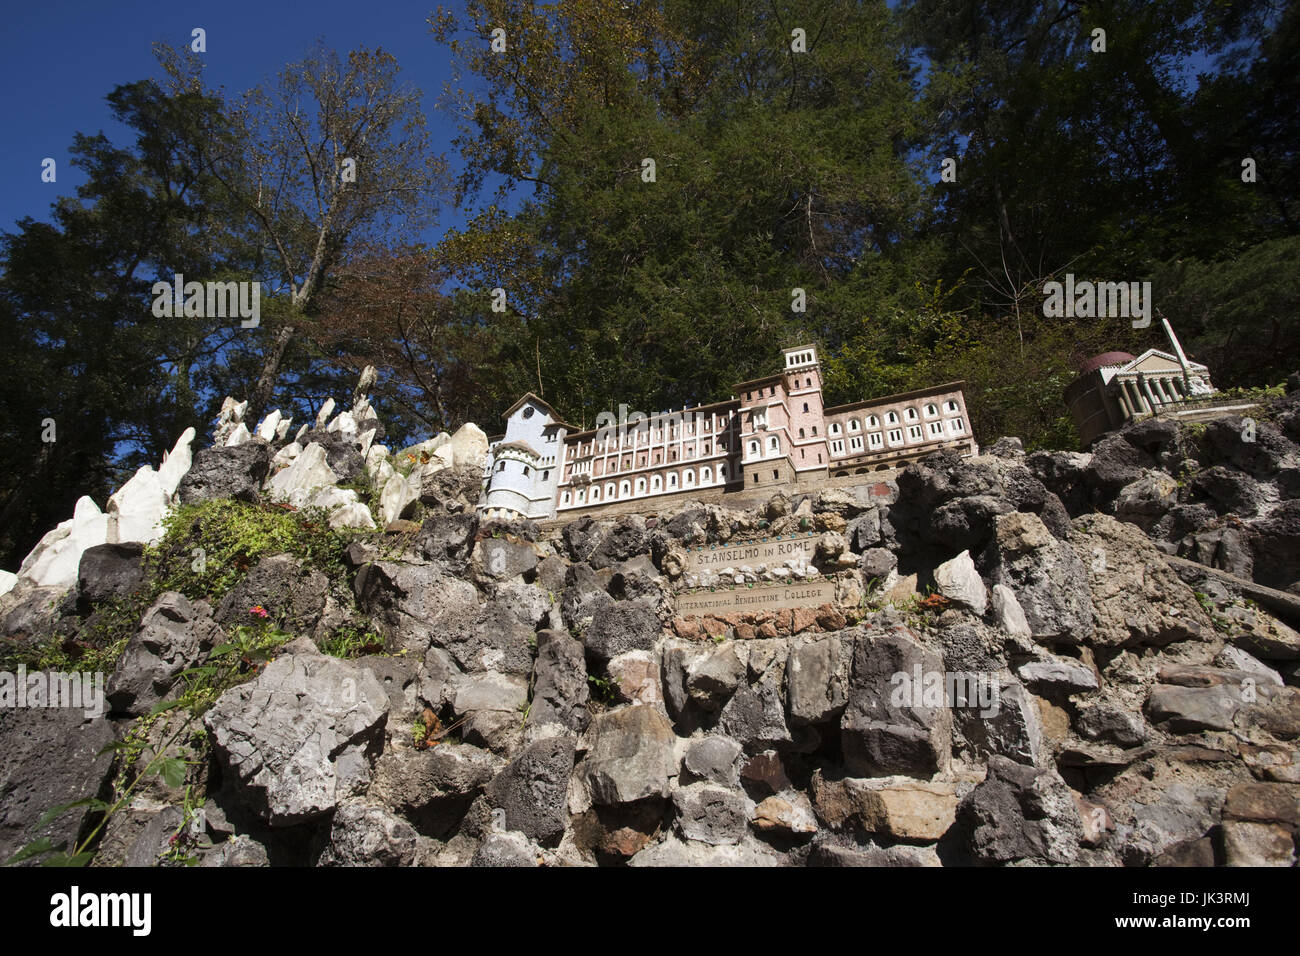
<box><xmin>501</xmin><ymin>392</ymin><xmax>577</xmax><ymax>429</ymax></box>
<box><xmin>494</xmin><ymin>440</ymin><xmax>541</xmax><ymax>458</ymax></box>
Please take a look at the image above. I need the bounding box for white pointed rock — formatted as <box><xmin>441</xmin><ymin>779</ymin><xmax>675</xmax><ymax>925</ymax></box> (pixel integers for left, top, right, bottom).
<box><xmin>157</xmin><ymin>427</ymin><xmax>196</xmax><ymax>498</ymax></box>
<box><xmin>107</xmin><ymin>466</ymin><xmax>170</xmax><ymax>544</ymax></box>
<box><xmin>0</xmin><ymin>569</ymin><xmax>15</xmax><ymax>597</ymax></box>
<box><xmin>295</xmin><ymin>423</ymin><xmax>309</xmax><ymax>443</ymax></box>
<box><xmin>17</xmin><ymin>496</ymin><xmax>110</xmax><ymax>590</ymax></box>
<box><xmin>275</xmin><ymin>416</ymin><xmax>293</xmax><ymax>441</ymax></box>
<box><xmin>449</xmin><ymin>422</ymin><xmax>489</xmax><ymax>469</ymax></box>
<box><xmin>271</xmin><ymin>442</ymin><xmax>303</xmax><ymax>470</ymax></box>
<box><xmin>315</xmin><ymin>397</ymin><xmax>336</xmax><ymax>429</ymax></box>
<box><xmin>326</xmin><ymin>410</ymin><xmax>358</xmax><ymax>444</ymax></box>
<box><xmin>357</xmin><ymin>427</ymin><xmax>377</xmax><ymax>458</ymax></box>
<box><xmin>378</xmin><ymin>473</ymin><xmax>417</xmax><ymax>525</ymax></box>
<box><xmin>266</xmin><ymin>442</ymin><xmax>339</xmax><ymax>509</ymax></box>
<box><xmin>934</xmin><ymin>550</ymin><xmax>987</xmax><ymax>616</ymax></box>
<box><xmin>256</xmin><ymin>409</ymin><xmax>283</xmax><ymax>441</ymax></box>
<box><xmin>224</xmin><ymin>422</ymin><xmax>251</xmax><ymax>447</ymax></box>
<box><xmin>991</xmin><ymin>584</ymin><xmax>1031</xmax><ymax>638</ymax></box>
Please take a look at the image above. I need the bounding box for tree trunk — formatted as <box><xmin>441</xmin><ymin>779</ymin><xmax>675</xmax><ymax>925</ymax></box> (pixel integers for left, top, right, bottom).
<box><xmin>248</xmin><ymin>323</ymin><xmax>296</xmax><ymax>423</ymax></box>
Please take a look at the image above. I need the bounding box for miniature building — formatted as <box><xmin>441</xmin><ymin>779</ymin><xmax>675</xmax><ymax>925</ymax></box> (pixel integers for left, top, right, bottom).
<box><xmin>480</xmin><ymin>345</ymin><xmax>977</xmax><ymax>521</ymax></box>
<box><xmin>1065</xmin><ymin>319</ymin><xmax>1221</xmax><ymax>446</ymax></box>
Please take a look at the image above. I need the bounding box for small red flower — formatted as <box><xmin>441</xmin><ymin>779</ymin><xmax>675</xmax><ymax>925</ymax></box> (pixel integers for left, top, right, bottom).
<box><xmin>249</xmin><ymin>605</ymin><xmax>269</xmax><ymax>619</ymax></box>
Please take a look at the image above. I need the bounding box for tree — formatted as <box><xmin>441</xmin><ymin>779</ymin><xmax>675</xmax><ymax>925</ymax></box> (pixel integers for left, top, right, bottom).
<box><xmin>157</xmin><ymin>42</ymin><xmax>449</xmax><ymax>420</ymax></box>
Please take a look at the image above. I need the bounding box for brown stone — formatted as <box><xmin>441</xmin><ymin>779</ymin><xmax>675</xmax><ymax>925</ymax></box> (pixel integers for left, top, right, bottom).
<box><xmin>673</xmin><ymin>617</ymin><xmax>702</xmax><ymax>641</ymax></box>
<box><xmin>757</xmin><ymin>622</ymin><xmax>779</xmax><ymax>639</ymax></box>
<box><xmin>733</xmin><ymin>623</ymin><xmax>757</xmax><ymax>641</ymax></box>
<box><xmin>1038</xmin><ymin>697</ymin><xmax>1072</xmax><ymax>744</ymax></box>
<box><xmin>752</xmin><ymin>793</ymin><xmax>818</xmax><ymax>834</ymax></box>
<box><xmin>701</xmin><ymin>617</ymin><xmax>727</xmax><ymax>638</ymax></box>
<box><xmin>815</xmin><ymin>605</ymin><xmax>847</xmax><ymax>630</ymax></box>
<box><xmin>384</xmin><ymin>519</ymin><xmax>422</xmax><ymax>534</ymax></box>
<box><xmin>1240</xmin><ymin>744</ymin><xmax>1300</xmax><ymax>783</ymax></box>
<box><xmin>791</xmin><ymin>607</ymin><xmax>818</xmax><ymax>634</ymax></box>
<box><xmin>1154</xmin><ymin>836</ymin><xmax>1217</xmax><ymax>867</ymax></box>
<box><xmin>855</xmin><ymin>781</ymin><xmax>959</xmax><ymax>842</ymax></box>
<box><xmin>1223</xmin><ymin>782</ymin><xmax>1300</xmax><ymax>832</ymax></box>
<box><xmin>741</xmin><ymin>750</ymin><xmax>791</xmax><ymax>794</ymax></box>
<box><xmin>1221</xmin><ymin>821</ymin><xmax>1297</xmax><ymax>866</ymax></box>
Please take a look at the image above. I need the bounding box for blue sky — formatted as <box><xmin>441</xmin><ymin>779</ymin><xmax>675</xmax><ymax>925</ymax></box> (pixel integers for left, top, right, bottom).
<box><xmin>0</xmin><ymin>0</ymin><xmax>499</xmax><ymax>240</ymax></box>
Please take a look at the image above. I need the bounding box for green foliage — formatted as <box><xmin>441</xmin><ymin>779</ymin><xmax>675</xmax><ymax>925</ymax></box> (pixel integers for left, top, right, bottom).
<box><xmin>319</xmin><ymin>624</ymin><xmax>384</xmax><ymax>659</ymax></box>
<box><xmin>146</xmin><ymin>498</ymin><xmax>349</xmax><ymax>602</ymax></box>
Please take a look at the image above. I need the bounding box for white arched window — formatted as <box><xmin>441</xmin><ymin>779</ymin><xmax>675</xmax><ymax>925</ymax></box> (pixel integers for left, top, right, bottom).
<box><xmin>849</xmin><ymin>419</ymin><xmax>860</xmax><ymax>432</ymax></box>
<box><xmin>925</xmin><ymin>403</ymin><xmax>939</xmax><ymax>418</ymax></box>
<box><xmin>591</xmin><ymin>487</ymin><xmax>600</xmax><ymax>501</ymax></box>
<box><xmin>866</xmin><ymin>415</ymin><xmax>880</xmax><ymax>429</ymax></box>
<box><xmin>719</xmin><ymin>463</ymin><xmax>728</xmax><ymax>481</ymax></box>
<box><xmin>748</xmin><ymin>439</ymin><xmax>759</xmax><ymax>457</ymax></box>
<box><xmin>562</xmin><ymin>491</ymin><xmax>571</xmax><ymax>504</ymax></box>
<box><xmin>684</xmin><ymin>470</ymin><xmax>695</xmax><ymax>487</ymax></box>
<box><xmin>619</xmin><ymin>480</ymin><xmax>631</xmax><ymax>498</ymax></box>
<box><xmin>651</xmin><ymin>475</ymin><xmax>662</xmax><ymax>492</ymax></box>
<box><xmin>606</xmin><ymin>482</ymin><xmax>616</xmax><ymax>500</ymax></box>
<box><xmin>636</xmin><ymin>478</ymin><xmax>646</xmax><ymax>495</ymax></box>
<box><xmin>886</xmin><ymin>411</ymin><xmax>899</xmax><ymax>425</ymax></box>
<box><xmin>905</xmin><ymin>407</ymin><xmax>918</xmax><ymax>422</ymax></box>
<box><xmin>768</xmin><ymin>436</ymin><xmax>779</xmax><ymax>453</ymax></box>
<box><xmin>701</xmin><ymin>466</ymin><xmax>712</xmax><ymax>484</ymax></box>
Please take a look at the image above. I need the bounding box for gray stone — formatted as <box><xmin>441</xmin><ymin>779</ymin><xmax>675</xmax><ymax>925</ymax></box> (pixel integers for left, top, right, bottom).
<box><xmin>627</xmin><ymin>832</ymin><xmax>785</xmax><ymax>867</ymax></box>
<box><xmin>785</xmin><ymin>633</ymin><xmax>850</xmax><ymax>725</ymax></box>
<box><xmin>1069</xmin><ymin>514</ymin><xmax>1215</xmax><ymax>648</ymax></box>
<box><xmin>526</xmin><ymin>629</ymin><xmax>589</xmax><ymax>735</ymax></box>
<box><xmin>204</xmin><ymin>646</ymin><xmax>389</xmax><ymax>825</ymax></box>
<box><xmin>685</xmin><ymin>643</ymin><xmax>746</xmax><ymax>711</ymax></box>
<box><xmin>178</xmin><ymin>441</ymin><xmax>272</xmax><ymax>505</ymax></box>
<box><xmin>76</xmin><ymin>541</ymin><xmax>144</xmax><ymax>607</ymax></box>
<box><xmin>956</xmin><ymin>755</ymin><xmax>1082</xmax><ymax>865</ymax></box>
<box><xmin>580</xmin><ymin>706</ymin><xmax>678</xmax><ymax>805</ymax></box>
<box><xmin>987</xmin><ymin>512</ymin><xmax>1095</xmax><ymax>644</ymax></box>
<box><xmin>107</xmin><ymin>591</ymin><xmax>223</xmax><ymax>717</ymax></box>
<box><xmin>487</xmin><ymin>736</ymin><xmax>576</xmax><ymax>847</ymax></box>
<box><xmin>0</xmin><ymin>707</ymin><xmax>116</xmax><ymax>865</ymax></box>
<box><xmin>471</xmin><ymin>830</ymin><xmax>541</xmax><ymax>867</ymax></box>
<box><xmin>841</xmin><ymin>624</ymin><xmax>952</xmax><ymax>778</ymax></box>
<box><xmin>475</xmin><ymin>537</ymin><xmax>539</xmax><ymax>582</ymax></box>
<box><xmin>317</xmin><ymin>801</ymin><xmax>418</xmax><ymax>866</ymax></box>
<box><xmin>672</xmin><ymin>783</ymin><xmax>750</xmax><ymax>846</ymax></box>
<box><xmin>582</xmin><ymin>597</ymin><xmax>661</xmax><ymax>663</ymax></box>
<box><xmin>214</xmin><ymin>553</ymin><xmax>329</xmax><ymax>635</ymax></box>
<box><xmin>201</xmin><ymin>835</ymin><xmax>270</xmax><ymax>867</ymax></box>
<box><xmin>682</xmin><ymin>735</ymin><xmax>744</xmax><ymax>787</ymax></box>
<box><xmin>719</xmin><ymin>673</ymin><xmax>792</xmax><ymax>752</ymax></box>
<box><xmin>990</xmin><ymin>584</ymin><xmax>1031</xmax><ymax>638</ymax></box>
<box><xmin>1017</xmin><ymin>658</ymin><xmax>1099</xmax><ymax>694</ymax></box>
<box><xmin>453</xmin><ymin>672</ymin><xmax>528</xmax><ymax>715</ymax></box>
<box><xmin>370</xmin><ymin>744</ymin><xmax>501</xmax><ymax>811</ymax></box>
<box><xmin>1074</xmin><ymin>702</ymin><xmax>1147</xmax><ymax>746</ymax></box>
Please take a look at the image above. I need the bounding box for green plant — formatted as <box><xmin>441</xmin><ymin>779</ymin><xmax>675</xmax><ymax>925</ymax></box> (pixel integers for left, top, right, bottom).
<box><xmin>320</xmin><ymin>624</ymin><xmax>384</xmax><ymax>659</ymax></box>
<box><xmin>587</xmin><ymin>675</ymin><xmax>618</xmax><ymax>704</ymax></box>
<box><xmin>146</xmin><ymin>498</ymin><xmax>349</xmax><ymax>604</ymax></box>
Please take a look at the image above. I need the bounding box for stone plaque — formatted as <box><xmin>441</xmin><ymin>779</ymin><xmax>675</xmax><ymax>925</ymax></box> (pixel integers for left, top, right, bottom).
<box><xmin>683</xmin><ymin>533</ymin><xmax>819</xmax><ymax>572</ymax></box>
<box><xmin>675</xmin><ymin>579</ymin><xmax>837</xmax><ymax>616</ymax></box>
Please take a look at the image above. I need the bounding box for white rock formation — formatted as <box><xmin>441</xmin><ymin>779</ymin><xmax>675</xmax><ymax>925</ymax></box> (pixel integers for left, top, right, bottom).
<box><xmin>265</xmin><ymin>443</ymin><xmax>339</xmax><ymax>509</ymax></box>
<box><xmin>16</xmin><ymin>496</ymin><xmax>110</xmax><ymax>590</ymax></box>
<box><xmin>224</xmin><ymin>422</ymin><xmax>251</xmax><ymax>447</ymax></box>
<box><xmin>315</xmin><ymin>397</ymin><xmax>336</xmax><ymax>429</ymax></box>
<box><xmin>934</xmin><ymin>550</ymin><xmax>988</xmax><ymax>615</ymax></box>
<box><xmin>448</xmin><ymin>423</ymin><xmax>489</xmax><ymax>470</ymax></box>
<box><xmin>256</xmin><ymin>409</ymin><xmax>283</xmax><ymax>441</ymax></box>
<box><xmin>378</xmin><ymin>473</ymin><xmax>417</xmax><ymax>526</ymax></box>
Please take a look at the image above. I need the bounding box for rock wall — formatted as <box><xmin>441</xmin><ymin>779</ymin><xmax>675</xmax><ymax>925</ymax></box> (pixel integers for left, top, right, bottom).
<box><xmin>2</xmin><ymin>379</ymin><xmax>1299</xmax><ymax>867</ymax></box>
